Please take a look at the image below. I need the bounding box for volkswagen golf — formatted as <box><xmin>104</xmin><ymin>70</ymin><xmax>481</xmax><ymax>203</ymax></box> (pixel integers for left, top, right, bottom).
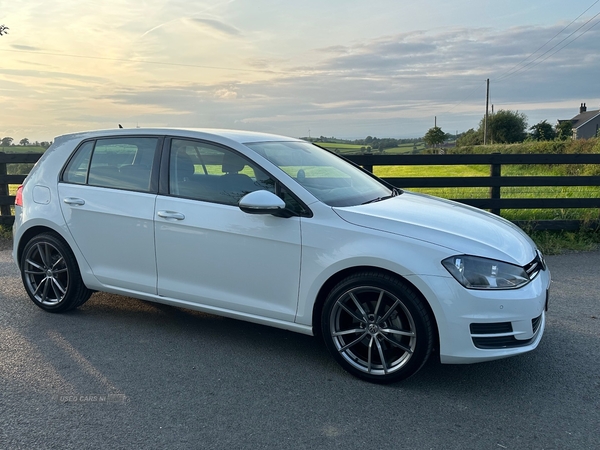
<box><xmin>12</xmin><ymin>128</ymin><xmax>550</xmax><ymax>383</ymax></box>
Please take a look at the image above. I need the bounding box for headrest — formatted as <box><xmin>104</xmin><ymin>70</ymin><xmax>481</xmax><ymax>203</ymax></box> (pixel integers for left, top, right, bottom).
<box><xmin>221</xmin><ymin>152</ymin><xmax>246</xmax><ymax>174</ymax></box>
<box><xmin>175</xmin><ymin>153</ymin><xmax>194</xmax><ymax>178</ymax></box>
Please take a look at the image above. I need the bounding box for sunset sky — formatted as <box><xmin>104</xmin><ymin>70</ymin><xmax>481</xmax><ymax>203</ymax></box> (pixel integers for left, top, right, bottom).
<box><xmin>1</xmin><ymin>0</ymin><xmax>599</xmax><ymax>142</ymax></box>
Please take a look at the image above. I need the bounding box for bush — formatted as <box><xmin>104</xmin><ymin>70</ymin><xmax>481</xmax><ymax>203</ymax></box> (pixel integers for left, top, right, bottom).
<box><xmin>449</xmin><ymin>138</ymin><xmax>599</xmax><ymax>176</ymax></box>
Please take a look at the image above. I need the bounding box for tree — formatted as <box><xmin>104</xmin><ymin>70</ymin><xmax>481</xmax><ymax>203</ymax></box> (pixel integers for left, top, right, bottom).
<box><xmin>456</xmin><ymin>128</ymin><xmax>483</xmax><ymax>147</ymax></box>
<box><xmin>529</xmin><ymin>120</ymin><xmax>555</xmax><ymax>141</ymax></box>
<box><xmin>423</xmin><ymin>126</ymin><xmax>446</xmax><ymax>147</ymax></box>
<box><xmin>1</xmin><ymin>137</ymin><xmax>14</xmax><ymax>146</ymax></box>
<box><xmin>0</xmin><ymin>25</ymin><xmax>8</xmax><ymax>36</ymax></box>
<box><xmin>556</xmin><ymin>120</ymin><xmax>573</xmax><ymax>141</ymax></box>
<box><xmin>484</xmin><ymin>110</ymin><xmax>528</xmax><ymax>144</ymax></box>
<box><xmin>20</xmin><ymin>138</ymin><xmax>30</xmax><ymax>146</ymax></box>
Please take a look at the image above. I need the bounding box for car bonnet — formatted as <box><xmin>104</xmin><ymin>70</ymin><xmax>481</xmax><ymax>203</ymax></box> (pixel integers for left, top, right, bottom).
<box><xmin>332</xmin><ymin>191</ymin><xmax>537</xmax><ymax>265</ymax></box>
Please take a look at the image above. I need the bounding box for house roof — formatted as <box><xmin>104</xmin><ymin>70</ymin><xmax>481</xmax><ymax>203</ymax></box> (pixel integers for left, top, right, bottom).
<box><xmin>570</xmin><ymin>109</ymin><xmax>600</xmax><ymax>129</ymax></box>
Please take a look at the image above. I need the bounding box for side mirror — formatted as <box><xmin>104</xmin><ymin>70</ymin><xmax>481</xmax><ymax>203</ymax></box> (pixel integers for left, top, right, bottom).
<box><xmin>239</xmin><ymin>190</ymin><xmax>286</xmax><ymax>215</ymax></box>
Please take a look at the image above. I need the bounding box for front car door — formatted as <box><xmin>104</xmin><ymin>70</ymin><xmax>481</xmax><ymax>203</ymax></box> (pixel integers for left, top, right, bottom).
<box><xmin>154</xmin><ymin>138</ymin><xmax>303</xmax><ymax>322</ymax></box>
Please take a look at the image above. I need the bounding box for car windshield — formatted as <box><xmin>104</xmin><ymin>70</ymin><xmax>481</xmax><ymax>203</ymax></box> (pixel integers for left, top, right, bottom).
<box><xmin>245</xmin><ymin>141</ymin><xmax>394</xmax><ymax>207</ymax></box>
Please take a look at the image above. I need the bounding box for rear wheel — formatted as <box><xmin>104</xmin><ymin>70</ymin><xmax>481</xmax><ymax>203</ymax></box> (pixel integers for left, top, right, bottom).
<box><xmin>21</xmin><ymin>233</ymin><xmax>92</xmax><ymax>312</ymax></box>
<box><xmin>322</xmin><ymin>271</ymin><xmax>433</xmax><ymax>383</ymax></box>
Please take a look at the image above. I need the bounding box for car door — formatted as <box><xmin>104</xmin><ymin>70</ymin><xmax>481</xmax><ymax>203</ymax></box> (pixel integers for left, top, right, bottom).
<box><xmin>154</xmin><ymin>138</ymin><xmax>302</xmax><ymax>322</ymax></box>
<box><xmin>58</xmin><ymin>136</ymin><xmax>161</xmax><ymax>294</ymax></box>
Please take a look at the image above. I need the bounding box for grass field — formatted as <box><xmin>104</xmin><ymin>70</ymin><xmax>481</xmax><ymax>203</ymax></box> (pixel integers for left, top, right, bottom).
<box><xmin>317</xmin><ymin>142</ymin><xmax>426</xmax><ymax>155</ymax></box>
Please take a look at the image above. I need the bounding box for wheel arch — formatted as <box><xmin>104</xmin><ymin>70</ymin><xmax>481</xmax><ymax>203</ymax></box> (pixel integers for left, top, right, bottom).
<box><xmin>311</xmin><ymin>265</ymin><xmax>440</xmax><ymax>352</ymax></box>
<box><xmin>16</xmin><ymin>225</ymin><xmax>72</xmax><ymax>267</ymax></box>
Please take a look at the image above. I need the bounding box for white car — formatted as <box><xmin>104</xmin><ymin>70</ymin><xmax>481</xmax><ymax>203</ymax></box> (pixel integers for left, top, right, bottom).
<box><xmin>12</xmin><ymin>128</ymin><xmax>550</xmax><ymax>383</ymax></box>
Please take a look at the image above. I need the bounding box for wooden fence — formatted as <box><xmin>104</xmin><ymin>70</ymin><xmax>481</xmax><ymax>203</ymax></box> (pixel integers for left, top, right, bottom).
<box><xmin>2</xmin><ymin>151</ymin><xmax>600</xmax><ymax>230</ymax></box>
<box><xmin>0</xmin><ymin>152</ymin><xmax>43</xmax><ymax>225</ymax></box>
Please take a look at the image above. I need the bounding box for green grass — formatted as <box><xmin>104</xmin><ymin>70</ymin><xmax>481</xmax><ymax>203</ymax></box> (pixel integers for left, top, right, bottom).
<box><xmin>529</xmin><ymin>229</ymin><xmax>600</xmax><ymax>254</ymax></box>
<box><xmin>318</xmin><ymin>142</ymin><xmax>426</xmax><ymax>155</ymax></box>
<box><xmin>0</xmin><ymin>224</ymin><xmax>11</xmax><ymax>240</ymax></box>
<box><xmin>318</xmin><ymin>143</ymin><xmax>363</xmax><ymax>150</ymax></box>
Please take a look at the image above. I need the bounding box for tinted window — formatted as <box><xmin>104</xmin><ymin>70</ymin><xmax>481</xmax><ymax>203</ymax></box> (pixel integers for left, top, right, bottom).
<box><xmin>169</xmin><ymin>139</ymin><xmax>275</xmax><ymax>206</ymax></box>
<box><xmin>63</xmin><ymin>137</ymin><xmax>159</xmax><ymax>192</ymax></box>
<box><xmin>63</xmin><ymin>141</ymin><xmax>94</xmax><ymax>184</ymax></box>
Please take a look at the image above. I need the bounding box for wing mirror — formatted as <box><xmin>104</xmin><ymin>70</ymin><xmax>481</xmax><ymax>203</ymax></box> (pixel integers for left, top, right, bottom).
<box><xmin>239</xmin><ymin>190</ymin><xmax>287</xmax><ymax>216</ymax></box>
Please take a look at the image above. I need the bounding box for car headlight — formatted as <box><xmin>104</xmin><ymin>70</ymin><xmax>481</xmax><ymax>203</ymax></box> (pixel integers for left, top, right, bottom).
<box><xmin>442</xmin><ymin>255</ymin><xmax>531</xmax><ymax>290</ymax></box>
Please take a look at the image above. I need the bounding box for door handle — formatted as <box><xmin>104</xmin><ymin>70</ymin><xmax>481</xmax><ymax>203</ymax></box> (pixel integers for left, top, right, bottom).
<box><xmin>157</xmin><ymin>210</ymin><xmax>185</xmax><ymax>220</ymax></box>
<box><xmin>63</xmin><ymin>197</ymin><xmax>85</xmax><ymax>206</ymax></box>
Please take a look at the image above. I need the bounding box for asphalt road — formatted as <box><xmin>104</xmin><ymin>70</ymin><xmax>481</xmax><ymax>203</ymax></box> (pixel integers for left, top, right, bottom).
<box><xmin>1</xmin><ymin>240</ymin><xmax>598</xmax><ymax>450</ymax></box>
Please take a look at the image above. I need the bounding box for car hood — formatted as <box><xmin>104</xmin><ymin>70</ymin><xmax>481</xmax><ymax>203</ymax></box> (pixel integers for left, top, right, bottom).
<box><xmin>332</xmin><ymin>191</ymin><xmax>537</xmax><ymax>265</ymax></box>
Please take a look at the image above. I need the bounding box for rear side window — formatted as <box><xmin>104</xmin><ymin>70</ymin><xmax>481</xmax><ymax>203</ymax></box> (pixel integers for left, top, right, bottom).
<box><xmin>62</xmin><ymin>137</ymin><xmax>160</xmax><ymax>192</ymax></box>
<box><xmin>62</xmin><ymin>141</ymin><xmax>94</xmax><ymax>184</ymax></box>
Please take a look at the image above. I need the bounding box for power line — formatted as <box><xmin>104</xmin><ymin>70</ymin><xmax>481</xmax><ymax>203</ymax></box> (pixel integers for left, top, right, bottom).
<box><xmin>444</xmin><ymin>3</ymin><xmax>600</xmax><ymax>121</ymax></box>
<box><xmin>495</xmin><ymin>0</ymin><xmax>600</xmax><ymax>81</ymax></box>
<box><xmin>445</xmin><ymin>79</ymin><xmax>488</xmax><ymax>113</ymax></box>
<box><xmin>495</xmin><ymin>7</ymin><xmax>600</xmax><ymax>82</ymax></box>
<box><xmin>521</xmin><ymin>16</ymin><xmax>600</xmax><ymax>72</ymax></box>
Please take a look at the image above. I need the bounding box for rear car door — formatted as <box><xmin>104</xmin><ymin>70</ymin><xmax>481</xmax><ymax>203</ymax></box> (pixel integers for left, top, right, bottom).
<box><xmin>58</xmin><ymin>136</ymin><xmax>161</xmax><ymax>294</ymax></box>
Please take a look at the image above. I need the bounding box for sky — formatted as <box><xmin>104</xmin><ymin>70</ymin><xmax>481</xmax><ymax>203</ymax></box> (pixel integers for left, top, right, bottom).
<box><xmin>1</xmin><ymin>0</ymin><xmax>600</xmax><ymax>142</ymax></box>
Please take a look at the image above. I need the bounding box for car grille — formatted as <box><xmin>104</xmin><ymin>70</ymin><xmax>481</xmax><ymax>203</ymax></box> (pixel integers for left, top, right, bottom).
<box><xmin>470</xmin><ymin>315</ymin><xmax>543</xmax><ymax>349</ymax></box>
<box><xmin>470</xmin><ymin>322</ymin><xmax>512</xmax><ymax>334</ymax></box>
<box><xmin>524</xmin><ymin>250</ymin><xmax>546</xmax><ymax>280</ymax></box>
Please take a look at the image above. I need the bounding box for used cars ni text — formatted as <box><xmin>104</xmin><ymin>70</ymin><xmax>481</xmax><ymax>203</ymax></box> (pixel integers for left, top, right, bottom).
<box><xmin>12</xmin><ymin>128</ymin><xmax>550</xmax><ymax>383</ymax></box>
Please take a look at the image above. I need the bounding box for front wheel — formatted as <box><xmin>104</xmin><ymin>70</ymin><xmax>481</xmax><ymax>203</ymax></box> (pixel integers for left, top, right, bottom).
<box><xmin>20</xmin><ymin>233</ymin><xmax>92</xmax><ymax>313</ymax></box>
<box><xmin>321</xmin><ymin>271</ymin><xmax>433</xmax><ymax>383</ymax></box>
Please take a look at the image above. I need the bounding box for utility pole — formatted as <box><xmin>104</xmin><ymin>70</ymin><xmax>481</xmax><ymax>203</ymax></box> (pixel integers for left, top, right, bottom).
<box><xmin>491</xmin><ymin>104</ymin><xmax>494</xmax><ymax>144</ymax></box>
<box><xmin>484</xmin><ymin>78</ymin><xmax>489</xmax><ymax>145</ymax></box>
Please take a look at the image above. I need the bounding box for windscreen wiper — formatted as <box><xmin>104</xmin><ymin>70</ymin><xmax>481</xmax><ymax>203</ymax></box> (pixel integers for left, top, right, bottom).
<box><xmin>361</xmin><ymin>188</ymin><xmax>402</xmax><ymax>205</ymax></box>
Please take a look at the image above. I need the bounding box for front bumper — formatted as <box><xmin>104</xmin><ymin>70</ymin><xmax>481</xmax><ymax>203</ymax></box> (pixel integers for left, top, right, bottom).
<box><xmin>409</xmin><ymin>267</ymin><xmax>550</xmax><ymax>364</ymax></box>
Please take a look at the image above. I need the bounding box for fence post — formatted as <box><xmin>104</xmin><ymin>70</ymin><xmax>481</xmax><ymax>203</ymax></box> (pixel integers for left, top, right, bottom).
<box><xmin>0</xmin><ymin>152</ymin><xmax>10</xmax><ymax>217</ymax></box>
<box><xmin>490</xmin><ymin>153</ymin><xmax>501</xmax><ymax>215</ymax></box>
<box><xmin>362</xmin><ymin>154</ymin><xmax>373</xmax><ymax>173</ymax></box>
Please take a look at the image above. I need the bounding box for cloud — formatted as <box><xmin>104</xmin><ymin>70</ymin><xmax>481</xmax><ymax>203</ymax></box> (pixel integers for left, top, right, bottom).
<box><xmin>3</xmin><ymin>6</ymin><xmax>600</xmax><ymax>141</ymax></box>
<box><xmin>11</xmin><ymin>44</ymin><xmax>42</xmax><ymax>51</ymax></box>
<box><xmin>58</xmin><ymin>20</ymin><xmax>600</xmax><ymax>138</ymax></box>
<box><xmin>214</xmin><ymin>88</ymin><xmax>238</xmax><ymax>99</ymax></box>
<box><xmin>186</xmin><ymin>18</ymin><xmax>242</xmax><ymax>37</ymax></box>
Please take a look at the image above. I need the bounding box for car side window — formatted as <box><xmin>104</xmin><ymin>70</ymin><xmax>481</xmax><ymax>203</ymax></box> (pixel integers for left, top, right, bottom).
<box><xmin>169</xmin><ymin>139</ymin><xmax>276</xmax><ymax>206</ymax></box>
<box><xmin>63</xmin><ymin>141</ymin><xmax>94</xmax><ymax>184</ymax></box>
<box><xmin>63</xmin><ymin>137</ymin><xmax>159</xmax><ymax>192</ymax></box>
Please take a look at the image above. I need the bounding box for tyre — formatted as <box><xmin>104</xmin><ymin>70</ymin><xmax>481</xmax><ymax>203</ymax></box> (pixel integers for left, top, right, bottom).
<box><xmin>321</xmin><ymin>271</ymin><xmax>433</xmax><ymax>383</ymax></box>
<box><xmin>20</xmin><ymin>233</ymin><xmax>92</xmax><ymax>313</ymax></box>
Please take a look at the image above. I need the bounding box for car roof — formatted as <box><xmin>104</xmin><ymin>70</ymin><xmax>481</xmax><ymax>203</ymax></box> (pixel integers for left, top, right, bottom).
<box><xmin>54</xmin><ymin>128</ymin><xmax>303</xmax><ymax>146</ymax></box>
